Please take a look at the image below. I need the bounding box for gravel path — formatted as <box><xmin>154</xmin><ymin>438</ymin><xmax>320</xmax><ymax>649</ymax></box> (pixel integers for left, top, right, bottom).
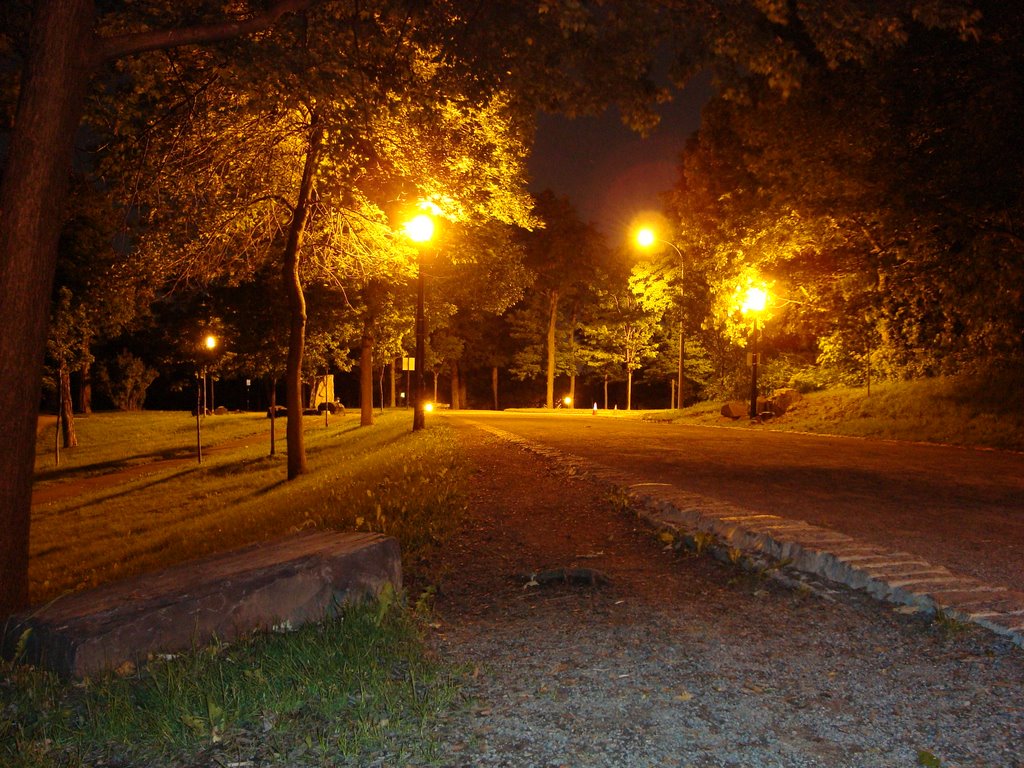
<box><xmin>423</xmin><ymin>423</ymin><xmax>1024</xmax><ymax>768</ymax></box>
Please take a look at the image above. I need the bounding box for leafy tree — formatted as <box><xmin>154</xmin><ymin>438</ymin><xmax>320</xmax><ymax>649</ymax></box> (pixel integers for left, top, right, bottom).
<box><xmin>581</xmin><ymin>261</ymin><xmax>670</xmax><ymax>409</ymax></box>
<box><xmin>96</xmin><ymin>350</ymin><xmax>159</xmax><ymax>411</ymax></box>
<box><xmin>510</xmin><ymin>191</ymin><xmax>606</xmax><ymax>407</ymax></box>
<box><xmin>0</xmin><ymin>0</ymin><xmax>982</xmax><ymax>621</ymax></box>
<box><xmin>45</xmin><ymin>288</ymin><xmax>89</xmax><ymax>447</ymax></box>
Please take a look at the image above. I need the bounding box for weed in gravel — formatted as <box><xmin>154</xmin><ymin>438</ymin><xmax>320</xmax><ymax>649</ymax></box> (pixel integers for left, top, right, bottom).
<box><xmin>932</xmin><ymin>606</ymin><xmax>971</xmax><ymax>638</ymax></box>
<box><xmin>917</xmin><ymin>748</ymin><xmax>948</xmax><ymax>767</ymax></box>
<box><xmin>727</xmin><ymin>546</ymin><xmax>744</xmax><ymax>565</ymax></box>
<box><xmin>691</xmin><ymin>530</ymin><xmax>718</xmax><ymax>555</ymax></box>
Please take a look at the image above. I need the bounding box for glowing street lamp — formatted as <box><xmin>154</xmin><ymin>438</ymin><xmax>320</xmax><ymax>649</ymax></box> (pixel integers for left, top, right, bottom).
<box><xmin>635</xmin><ymin>226</ymin><xmax>686</xmax><ymax>409</ymax></box>
<box><xmin>196</xmin><ymin>333</ymin><xmax>218</xmax><ymax>463</ymax></box>
<box><xmin>404</xmin><ymin>213</ymin><xmax>435</xmax><ymax>245</ymax></box>
<box><xmin>742</xmin><ymin>286</ymin><xmax>768</xmax><ymax>419</ymax></box>
<box><xmin>403</xmin><ymin>208</ymin><xmax>435</xmax><ymax>432</ymax></box>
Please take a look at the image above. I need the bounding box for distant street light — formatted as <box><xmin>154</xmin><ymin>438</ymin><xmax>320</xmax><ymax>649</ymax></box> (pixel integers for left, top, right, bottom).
<box><xmin>403</xmin><ymin>209</ymin><xmax>436</xmax><ymax>432</ymax></box>
<box><xmin>742</xmin><ymin>287</ymin><xmax>768</xmax><ymax>420</ymax></box>
<box><xmin>196</xmin><ymin>333</ymin><xmax>218</xmax><ymax>463</ymax></box>
<box><xmin>635</xmin><ymin>226</ymin><xmax>686</xmax><ymax>409</ymax></box>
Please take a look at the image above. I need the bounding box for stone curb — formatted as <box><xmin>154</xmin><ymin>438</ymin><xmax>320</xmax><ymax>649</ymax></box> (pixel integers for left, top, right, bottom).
<box><xmin>471</xmin><ymin>422</ymin><xmax>1024</xmax><ymax>648</ymax></box>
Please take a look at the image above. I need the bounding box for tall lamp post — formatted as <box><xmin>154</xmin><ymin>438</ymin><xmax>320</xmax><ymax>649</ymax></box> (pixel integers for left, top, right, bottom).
<box><xmin>741</xmin><ymin>287</ymin><xmax>767</xmax><ymax>420</ymax></box>
<box><xmin>403</xmin><ymin>211</ymin><xmax>435</xmax><ymax>431</ymax></box>
<box><xmin>635</xmin><ymin>227</ymin><xmax>686</xmax><ymax>409</ymax></box>
<box><xmin>196</xmin><ymin>333</ymin><xmax>217</xmax><ymax>463</ymax></box>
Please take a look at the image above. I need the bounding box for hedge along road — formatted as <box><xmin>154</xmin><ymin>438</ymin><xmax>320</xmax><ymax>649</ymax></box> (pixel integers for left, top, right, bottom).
<box><xmin>444</xmin><ymin>410</ymin><xmax>1024</xmax><ymax>596</ymax></box>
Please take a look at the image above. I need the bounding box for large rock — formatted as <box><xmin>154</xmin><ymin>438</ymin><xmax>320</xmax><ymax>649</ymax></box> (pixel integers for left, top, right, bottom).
<box><xmin>721</xmin><ymin>401</ymin><xmax>748</xmax><ymax>419</ymax></box>
<box><xmin>770</xmin><ymin>388</ymin><xmax>803</xmax><ymax>415</ymax></box>
<box><xmin>4</xmin><ymin>531</ymin><xmax>401</xmax><ymax>678</ymax></box>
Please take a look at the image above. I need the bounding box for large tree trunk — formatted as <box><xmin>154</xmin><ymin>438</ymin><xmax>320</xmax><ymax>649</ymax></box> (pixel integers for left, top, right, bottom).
<box><xmin>359</xmin><ymin>328</ymin><xmax>374</xmax><ymax>426</ymax></box>
<box><xmin>78</xmin><ymin>361</ymin><xmax>93</xmax><ymax>414</ymax></box>
<box><xmin>282</xmin><ymin>124</ymin><xmax>323</xmax><ymax>479</ymax></box>
<box><xmin>77</xmin><ymin>334</ymin><xmax>93</xmax><ymax>414</ymax></box>
<box><xmin>0</xmin><ymin>0</ymin><xmax>311</xmax><ymax>618</ymax></box>
<box><xmin>545</xmin><ymin>290</ymin><xmax>559</xmax><ymax>409</ymax></box>
<box><xmin>59</xmin><ymin>362</ymin><xmax>78</xmax><ymax>448</ymax></box>
<box><xmin>567</xmin><ymin>307</ymin><xmax>577</xmax><ymax>408</ymax></box>
<box><xmin>0</xmin><ymin>0</ymin><xmax>96</xmax><ymax>617</ymax></box>
<box><xmin>268</xmin><ymin>377</ymin><xmax>277</xmax><ymax>456</ymax></box>
<box><xmin>450</xmin><ymin>361</ymin><xmax>461</xmax><ymax>410</ymax></box>
<box><xmin>389</xmin><ymin>359</ymin><xmax>397</xmax><ymax>408</ymax></box>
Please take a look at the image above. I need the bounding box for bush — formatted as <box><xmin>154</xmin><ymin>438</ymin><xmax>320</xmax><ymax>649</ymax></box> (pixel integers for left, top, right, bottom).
<box><xmin>96</xmin><ymin>351</ymin><xmax>158</xmax><ymax>411</ymax></box>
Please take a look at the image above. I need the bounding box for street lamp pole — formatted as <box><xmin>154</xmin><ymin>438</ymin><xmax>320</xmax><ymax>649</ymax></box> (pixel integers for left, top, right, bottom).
<box><xmin>196</xmin><ymin>333</ymin><xmax>217</xmax><ymax>463</ymax></box>
<box><xmin>636</xmin><ymin>228</ymin><xmax>686</xmax><ymax>409</ymax></box>
<box><xmin>749</xmin><ymin>316</ymin><xmax>759</xmax><ymax>419</ymax></box>
<box><xmin>195</xmin><ymin>369</ymin><xmax>203</xmax><ymax>463</ymax></box>
<box><xmin>403</xmin><ymin>210</ymin><xmax>435</xmax><ymax>432</ymax></box>
<box><xmin>413</xmin><ymin>257</ymin><xmax>426</xmax><ymax>431</ymax></box>
<box><xmin>741</xmin><ymin>287</ymin><xmax>767</xmax><ymax>420</ymax></box>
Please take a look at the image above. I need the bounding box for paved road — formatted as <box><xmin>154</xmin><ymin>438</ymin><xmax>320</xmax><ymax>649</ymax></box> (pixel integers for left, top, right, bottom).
<box><xmin>446</xmin><ymin>411</ymin><xmax>1024</xmax><ymax>594</ymax></box>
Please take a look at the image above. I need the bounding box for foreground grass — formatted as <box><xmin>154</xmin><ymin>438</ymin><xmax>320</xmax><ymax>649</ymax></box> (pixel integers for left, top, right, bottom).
<box><xmin>6</xmin><ymin>410</ymin><xmax>468</xmax><ymax>767</ymax></box>
<box><xmin>3</xmin><ymin>598</ymin><xmax>459</xmax><ymax>768</ymax></box>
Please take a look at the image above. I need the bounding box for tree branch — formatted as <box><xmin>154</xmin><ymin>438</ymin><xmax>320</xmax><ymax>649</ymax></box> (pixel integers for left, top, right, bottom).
<box><xmin>93</xmin><ymin>0</ymin><xmax>314</xmax><ymax>64</ymax></box>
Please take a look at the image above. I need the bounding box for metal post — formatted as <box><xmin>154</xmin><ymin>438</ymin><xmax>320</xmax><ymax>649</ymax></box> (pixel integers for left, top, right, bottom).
<box><xmin>677</xmin><ymin>318</ymin><xmax>685</xmax><ymax>409</ymax></box>
<box><xmin>196</xmin><ymin>369</ymin><xmax>203</xmax><ymax>463</ymax></box>
<box><xmin>413</xmin><ymin>260</ymin><xmax>426</xmax><ymax>431</ymax></box>
<box><xmin>748</xmin><ymin>318</ymin><xmax>759</xmax><ymax>420</ymax></box>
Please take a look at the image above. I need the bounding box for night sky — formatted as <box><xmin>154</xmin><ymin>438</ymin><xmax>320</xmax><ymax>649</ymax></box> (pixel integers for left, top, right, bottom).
<box><xmin>528</xmin><ymin>74</ymin><xmax>714</xmax><ymax>243</ymax></box>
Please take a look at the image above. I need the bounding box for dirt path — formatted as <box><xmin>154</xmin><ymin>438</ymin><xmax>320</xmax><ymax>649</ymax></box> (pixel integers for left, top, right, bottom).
<box><xmin>423</xmin><ymin>421</ymin><xmax>1024</xmax><ymax>768</ymax></box>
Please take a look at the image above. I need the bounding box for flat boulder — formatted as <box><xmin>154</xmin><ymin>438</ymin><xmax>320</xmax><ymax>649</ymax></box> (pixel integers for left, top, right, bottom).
<box><xmin>771</xmin><ymin>387</ymin><xmax>803</xmax><ymax>415</ymax></box>
<box><xmin>721</xmin><ymin>400</ymin><xmax>747</xmax><ymax>419</ymax></box>
<box><xmin>4</xmin><ymin>531</ymin><xmax>400</xmax><ymax>678</ymax></box>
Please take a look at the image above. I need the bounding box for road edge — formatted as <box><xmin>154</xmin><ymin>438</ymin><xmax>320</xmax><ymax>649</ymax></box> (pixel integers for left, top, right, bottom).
<box><xmin>467</xmin><ymin>420</ymin><xmax>1024</xmax><ymax>649</ymax></box>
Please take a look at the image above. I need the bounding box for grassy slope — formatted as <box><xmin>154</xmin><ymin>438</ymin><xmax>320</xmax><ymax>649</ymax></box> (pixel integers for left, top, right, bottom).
<box><xmin>649</xmin><ymin>372</ymin><xmax>1024</xmax><ymax>452</ymax></box>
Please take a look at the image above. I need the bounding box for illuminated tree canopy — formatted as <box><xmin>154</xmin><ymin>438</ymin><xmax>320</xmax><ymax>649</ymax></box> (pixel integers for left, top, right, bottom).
<box><xmin>0</xmin><ymin>0</ymin><xmax>997</xmax><ymax>615</ymax></box>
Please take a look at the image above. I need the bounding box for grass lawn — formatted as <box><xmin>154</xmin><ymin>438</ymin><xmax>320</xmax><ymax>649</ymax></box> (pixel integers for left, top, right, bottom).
<box><xmin>30</xmin><ymin>410</ymin><xmax>461</xmax><ymax>604</ymax></box>
<box><xmin>5</xmin><ymin>409</ymin><xmax>467</xmax><ymax>768</ymax></box>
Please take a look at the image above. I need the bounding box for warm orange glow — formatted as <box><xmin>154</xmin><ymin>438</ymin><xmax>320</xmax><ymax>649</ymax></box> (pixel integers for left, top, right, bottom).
<box><xmin>563</xmin><ymin>395</ymin><xmax>572</xmax><ymax>406</ymax></box>
<box><xmin>635</xmin><ymin>227</ymin><xmax>656</xmax><ymax>248</ymax></box>
<box><xmin>742</xmin><ymin>287</ymin><xmax>768</xmax><ymax>313</ymax></box>
<box><xmin>424</xmin><ymin>402</ymin><xmax>434</xmax><ymax>413</ymax></box>
<box><xmin>204</xmin><ymin>334</ymin><xmax>218</xmax><ymax>351</ymax></box>
<box><xmin>404</xmin><ymin>213</ymin><xmax>435</xmax><ymax>243</ymax></box>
